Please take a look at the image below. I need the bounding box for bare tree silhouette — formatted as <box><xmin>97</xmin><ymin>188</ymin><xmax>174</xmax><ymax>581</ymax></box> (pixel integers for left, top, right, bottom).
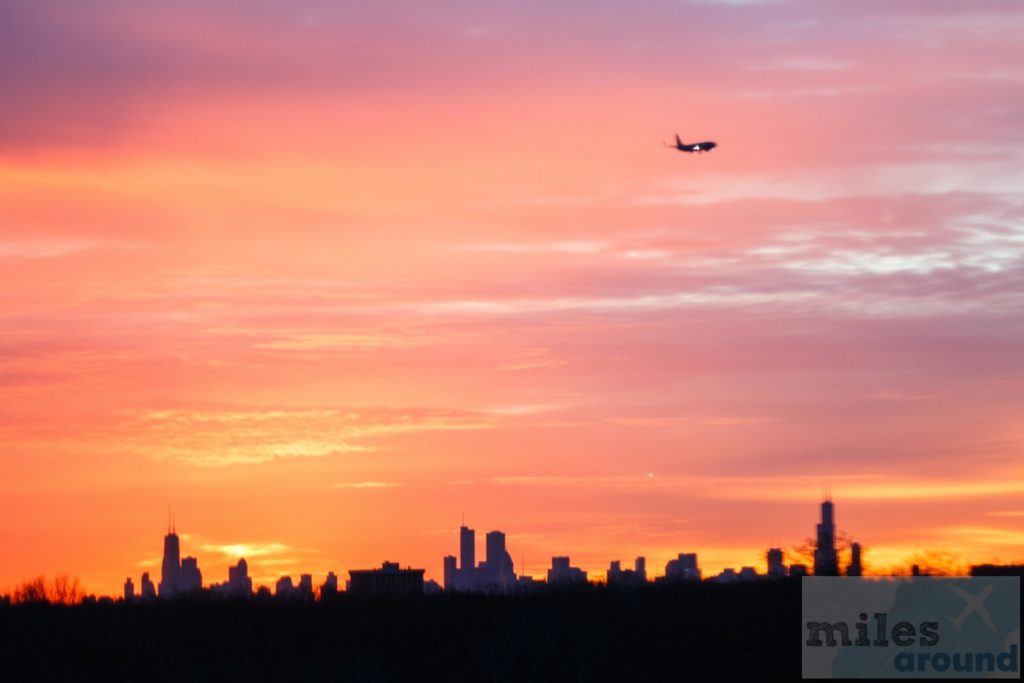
<box><xmin>835</xmin><ymin>530</ymin><xmax>854</xmax><ymax>553</ymax></box>
<box><xmin>789</xmin><ymin>537</ymin><xmax>816</xmax><ymax>567</ymax></box>
<box><xmin>789</xmin><ymin>531</ymin><xmax>862</xmax><ymax>573</ymax></box>
<box><xmin>12</xmin><ymin>576</ymin><xmax>48</xmax><ymax>604</ymax></box>
<box><xmin>10</xmin><ymin>574</ymin><xmax>84</xmax><ymax>605</ymax></box>
<box><xmin>51</xmin><ymin>574</ymin><xmax>83</xmax><ymax>606</ymax></box>
<box><xmin>894</xmin><ymin>550</ymin><xmax>968</xmax><ymax>576</ymax></box>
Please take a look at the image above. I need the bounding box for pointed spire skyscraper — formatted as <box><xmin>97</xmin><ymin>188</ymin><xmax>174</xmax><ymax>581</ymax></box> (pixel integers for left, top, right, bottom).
<box><xmin>159</xmin><ymin>513</ymin><xmax>182</xmax><ymax>597</ymax></box>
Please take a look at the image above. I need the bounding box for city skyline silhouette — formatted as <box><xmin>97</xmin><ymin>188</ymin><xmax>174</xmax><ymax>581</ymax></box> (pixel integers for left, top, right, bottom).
<box><xmin>122</xmin><ymin>496</ymin><xmax>854</xmax><ymax>600</ymax></box>
<box><xmin>78</xmin><ymin>495</ymin><xmax>1010</xmax><ymax>603</ymax></box>
<box><xmin>5</xmin><ymin>496</ymin><xmax>1018</xmax><ymax>682</ymax></box>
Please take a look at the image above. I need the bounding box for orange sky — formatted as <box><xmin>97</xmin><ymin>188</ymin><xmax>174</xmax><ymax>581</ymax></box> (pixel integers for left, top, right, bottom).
<box><xmin>1</xmin><ymin>0</ymin><xmax>1022</xmax><ymax>596</ymax></box>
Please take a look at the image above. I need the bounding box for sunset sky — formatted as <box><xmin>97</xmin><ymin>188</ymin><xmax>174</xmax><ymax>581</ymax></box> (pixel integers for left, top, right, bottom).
<box><xmin>1</xmin><ymin>0</ymin><xmax>1022</xmax><ymax>596</ymax></box>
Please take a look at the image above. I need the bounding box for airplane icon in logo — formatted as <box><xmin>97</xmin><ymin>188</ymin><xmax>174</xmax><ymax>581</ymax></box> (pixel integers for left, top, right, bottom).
<box><xmin>946</xmin><ymin>583</ymin><xmax>996</xmax><ymax>632</ymax></box>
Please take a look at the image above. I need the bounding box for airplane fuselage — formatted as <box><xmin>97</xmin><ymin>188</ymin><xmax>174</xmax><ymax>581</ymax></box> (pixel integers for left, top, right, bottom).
<box><xmin>676</xmin><ymin>141</ymin><xmax>716</xmax><ymax>153</ymax></box>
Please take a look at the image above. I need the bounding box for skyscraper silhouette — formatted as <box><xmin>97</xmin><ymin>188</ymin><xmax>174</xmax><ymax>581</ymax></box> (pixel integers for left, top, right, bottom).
<box><xmin>443</xmin><ymin>555</ymin><xmax>457</xmax><ymax>590</ymax></box>
<box><xmin>847</xmin><ymin>542</ymin><xmax>862</xmax><ymax>576</ymax></box>
<box><xmin>179</xmin><ymin>557</ymin><xmax>202</xmax><ymax>592</ymax></box>
<box><xmin>484</xmin><ymin>530</ymin><xmax>515</xmax><ymax>587</ymax></box>
<box><xmin>298</xmin><ymin>574</ymin><xmax>314</xmax><ymax>600</ymax></box>
<box><xmin>446</xmin><ymin>522</ymin><xmax>519</xmax><ymax>592</ymax></box>
<box><xmin>348</xmin><ymin>562</ymin><xmax>425</xmax><ymax>596</ymax></box>
<box><xmin>159</xmin><ymin>519</ymin><xmax>182</xmax><ymax>597</ymax></box>
<box><xmin>460</xmin><ymin>525</ymin><xmax>475</xmax><ymax>572</ymax></box>
<box><xmin>322</xmin><ymin>571</ymin><xmax>339</xmax><ymax>598</ymax></box>
<box><xmin>156</xmin><ymin>517</ymin><xmax>203</xmax><ymax>596</ymax></box>
<box><xmin>606</xmin><ymin>557</ymin><xmax>647</xmax><ymax>587</ymax></box>
<box><xmin>548</xmin><ymin>556</ymin><xmax>587</xmax><ymax>585</ymax></box>
<box><xmin>140</xmin><ymin>572</ymin><xmax>156</xmax><ymax>598</ymax></box>
<box><xmin>766</xmin><ymin>548</ymin><xmax>786</xmax><ymax>578</ymax></box>
<box><xmin>275</xmin><ymin>576</ymin><xmax>294</xmax><ymax>597</ymax></box>
<box><xmin>664</xmin><ymin>553</ymin><xmax>701</xmax><ymax>581</ymax></box>
<box><xmin>485</xmin><ymin>530</ymin><xmax>505</xmax><ymax>569</ymax></box>
<box><xmin>813</xmin><ymin>496</ymin><xmax>839</xmax><ymax>576</ymax></box>
<box><xmin>227</xmin><ymin>558</ymin><xmax>253</xmax><ymax>596</ymax></box>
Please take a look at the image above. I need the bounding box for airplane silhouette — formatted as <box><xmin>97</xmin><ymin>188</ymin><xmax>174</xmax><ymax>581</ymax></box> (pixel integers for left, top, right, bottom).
<box><xmin>666</xmin><ymin>134</ymin><xmax>717</xmax><ymax>154</ymax></box>
<box><xmin>945</xmin><ymin>583</ymin><xmax>996</xmax><ymax>632</ymax></box>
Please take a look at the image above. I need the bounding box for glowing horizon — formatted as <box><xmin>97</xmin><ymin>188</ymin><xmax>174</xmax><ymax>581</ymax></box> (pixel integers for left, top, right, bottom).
<box><xmin>1</xmin><ymin>0</ymin><xmax>1022</xmax><ymax>597</ymax></box>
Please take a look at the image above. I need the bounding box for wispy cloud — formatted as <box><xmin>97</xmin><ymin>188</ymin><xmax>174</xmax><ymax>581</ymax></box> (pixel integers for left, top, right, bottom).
<box><xmin>636</xmin><ymin>160</ymin><xmax>1024</xmax><ymax>205</ymax></box>
<box><xmin>745</xmin><ymin>57</ymin><xmax>857</xmax><ymax>72</ymax></box>
<box><xmin>488</xmin><ymin>473</ymin><xmax>1024</xmax><ymax>502</ymax></box>
<box><xmin>332</xmin><ymin>481</ymin><xmax>401</xmax><ymax>489</ymax></box>
<box><xmin>252</xmin><ymin>332</ymin><xmax>422</xmax><ymax>351</ymax></box>
<box><xmin>418</xmin><ymin>290</ymin><xmax>819</xmax><ymax>315</ymax></box>
<box><xmin>623</xmin><ymin>249</ymin><xmax>670</xmax><ymax>260</ymax></box>
<box><xmin>0</xmin><ymin>238</ymin><xmax>135</xmax><ymax>258</ymax></box>
<box><xmin>483</xmin><ymin>404</ymin><xmax>560</xmax><ymax>416</ymax></box>
<box><xmin>499</xmin><ymin>358</ymin><xmax>568</xmax><ymax>371</ymax></box>
<box><xmin>118</xmin><ymin>408</ymin><xmax>495</xmax><ymax>466</ymax></box>
<box><xmin>607</xmin><ymin>416</ymin><xmax>775</xmax><ymax>427</ymax></box>
<box><xmin>737</xmin><ymin>85</ymin><xmax>880</xmax><ymax>99</ymax></box>
<box><xmin>935</xmin><ymin>526</ymin><xmax>1024</xmax><ymax>547</ymax></box>
<box><xmin>782</xmin><ymin>250</ymin><xmax>958</xmax><ymax>275</ymax></box>
<box><xmin>498</xmin><ymin>347</ymin><xmax>568</xmax><ymax>372</ymax></box>
<box><xmin>689</xmin><ymin>0</ymin><xmax>781</xmax><ymax>5</ymax></box>
<box><xmin>457</xmin><ymin>241</ymin><xmax>609</xmax><ymax>255</ymax></box>
<box><xmin>490</xmin><ymin>475</ymin><xmax>644</xmax><ymax>488</ymax></box>
<box><xmin>200</xmin><ymin>542</ymin><xmax>291</xmax><ymax>558</ymax></box>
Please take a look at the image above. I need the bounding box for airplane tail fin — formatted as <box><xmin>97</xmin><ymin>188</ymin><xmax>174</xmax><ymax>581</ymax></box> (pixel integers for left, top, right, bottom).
<box><xmin>675</xmin><ymin>134</ymin><xmax>683</xmax><ymax>146</ymax></box>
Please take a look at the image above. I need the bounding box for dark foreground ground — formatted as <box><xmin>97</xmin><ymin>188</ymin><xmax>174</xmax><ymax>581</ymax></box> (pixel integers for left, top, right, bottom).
<box><xmin>0</xmin><ymin>579</ymin><xmax>801</xmax><ymax>682</ymax></box>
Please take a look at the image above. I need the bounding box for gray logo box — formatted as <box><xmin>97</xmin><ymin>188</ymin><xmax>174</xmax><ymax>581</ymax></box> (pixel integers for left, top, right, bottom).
<box><xmin>802</xmin><ymin>577</ymin><xmax>1020</xmax><ymax>678</ymax></box>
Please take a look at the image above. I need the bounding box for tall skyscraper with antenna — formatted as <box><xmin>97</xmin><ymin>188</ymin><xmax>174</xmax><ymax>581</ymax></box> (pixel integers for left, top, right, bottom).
<box><xmin>813</xmin><ymin>494</ymin><xmax>839</xmax><ymax>576</ymax></box>
<box><xmin>159</xmin><ymin>513</ymin><xmax>181</xmax><ymax>597</ymax></box>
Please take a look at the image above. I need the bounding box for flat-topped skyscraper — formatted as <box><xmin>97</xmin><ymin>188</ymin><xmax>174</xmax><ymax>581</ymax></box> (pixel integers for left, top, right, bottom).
<box><xmin>766</xmin><ymin>548</ymin><xmax>786</xmax><ymax>578</ymax></box>
<box><xmin>847</xmin><ymin>542</ymin><xmax>862</xmax><ymax>576</ymax></box>
<box><xmin>665</xmin><ymin>552</ymin><xmax>701</xmax><ymax>581</ymax></box>
<box><xmin>446</xmin><ymin>521</ymin><xmax>519</xmax><ymax>592</ymax></box>
<box><xmin>460</xmin><ymin>525</ymin><xmax>475</xmax><ymax>572</ymax></box>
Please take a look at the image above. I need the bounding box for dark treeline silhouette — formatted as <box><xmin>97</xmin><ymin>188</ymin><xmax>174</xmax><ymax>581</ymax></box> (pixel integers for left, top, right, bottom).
<box><xmin>0</xmin><ymin>580</ymin><xmax>801</xmax><ymax>682</ymax></box>
<box><xmin>7</xmin><ymin>574</ymin><xmax>83</xmax><ymax>606</ymax></box>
